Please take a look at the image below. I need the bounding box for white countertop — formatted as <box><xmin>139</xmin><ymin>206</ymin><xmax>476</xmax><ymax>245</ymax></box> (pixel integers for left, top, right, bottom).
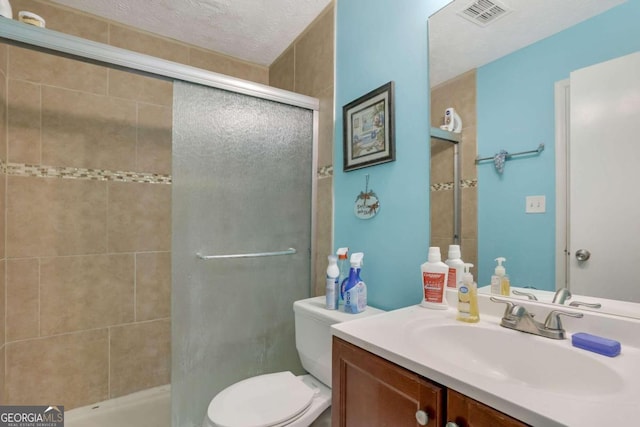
<box><xmin>331</xmin><ymin>299</ymin><xmax>640</xmax><ymax>427</ymax></box>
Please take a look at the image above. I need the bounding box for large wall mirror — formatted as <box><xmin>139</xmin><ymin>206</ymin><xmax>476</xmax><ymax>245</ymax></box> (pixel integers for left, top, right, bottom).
<box><xmin>429</xmin><ymin>0</ymin><xmax>640</xmax><ymax>318</ymax></box>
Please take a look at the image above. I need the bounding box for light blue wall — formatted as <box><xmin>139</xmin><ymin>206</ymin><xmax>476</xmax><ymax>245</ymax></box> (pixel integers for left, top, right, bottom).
<box><xmin>334</xmin><ymin>0</ymin><xmax>451</xmax><ymax>310</ymax></box>
<box><xmin>477</xmin><ymin>0</ymin><xmax>640</xmax><ymax>290</ymax></box>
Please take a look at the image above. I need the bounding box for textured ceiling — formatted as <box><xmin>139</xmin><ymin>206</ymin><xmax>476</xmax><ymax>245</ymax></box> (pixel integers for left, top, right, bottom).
<box><xmin>50</xmin><ymin>0</ymin><xmax>332</xmax><ymax>66</ymax></box>
<box><xmin>429</xmin><ymin>0</ymin><xmax>626</xmax><ymax>87</ymax></box>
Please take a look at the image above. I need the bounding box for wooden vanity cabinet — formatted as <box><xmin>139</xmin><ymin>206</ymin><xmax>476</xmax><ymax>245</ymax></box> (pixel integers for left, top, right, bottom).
<box><xmin>332</xmin><ymin>337</ymin><xmax>529</xmax><ymax>427</ymax></box>
<box><xmin>332</xmin><ymin>337</ymin><xmax>443</xmax><ymax>426</ymax></box>
<box><xmin>447</xmin><ymin>389</ymin><xmax>528</xmax><ymax>427</ymax></box>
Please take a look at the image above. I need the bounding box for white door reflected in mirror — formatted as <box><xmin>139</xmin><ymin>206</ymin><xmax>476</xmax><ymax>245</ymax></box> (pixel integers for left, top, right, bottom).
<box><xmin>567</xmin><ymin>52</ymin><xmax>640</xmax><ymax>303</ymax></box>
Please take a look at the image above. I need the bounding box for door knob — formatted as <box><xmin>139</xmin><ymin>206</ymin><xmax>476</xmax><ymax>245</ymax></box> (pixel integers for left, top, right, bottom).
<box><xmin>575</xmin><ymin>249</ymin><xmax>591</xmax><ymax>262</ymax></box>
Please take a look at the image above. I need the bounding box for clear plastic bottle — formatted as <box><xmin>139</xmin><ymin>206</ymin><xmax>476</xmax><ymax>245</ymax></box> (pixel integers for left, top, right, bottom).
<box><xmin>336</xmin><ymin>247</ymin><xmax>349</xmax><ymax>307</ymax></box>
<box><xmin>420</xmin><ymin>247</ymin><xmax>449</xmax><ymax>309</ymax></box>
<box><xmin>445</xmin><ymin>244</ymin><xmax>465</xmax><ymax>289</ymax></box>
<box><xmin>325</xmin><ymin>255</ymin><xmax>339</xmax><ymax>310</ymax></box>
<box><xmin>457</xmin><ymin>263</ymin><xmax>479</xmax><ymax>323</ymax></box>
<box><xmin>490</xmin><ymin>257</ymin><xmax>510</xmax><ymax>296</ymax></box>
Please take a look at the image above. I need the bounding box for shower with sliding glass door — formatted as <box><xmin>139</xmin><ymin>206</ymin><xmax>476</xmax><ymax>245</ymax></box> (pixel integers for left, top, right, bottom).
<box><xmin>0</xmin><ymin>13</ymin><xmax>318</xmax><ymax>427</ymax></box>
<box><xmin>172</xmin><ymin>83</ymin><xmax>316</xmax><ymax>426</ymax></box>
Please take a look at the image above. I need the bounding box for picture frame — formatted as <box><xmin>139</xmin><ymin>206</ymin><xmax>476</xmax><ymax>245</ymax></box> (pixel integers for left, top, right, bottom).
<box><xmin>342</xmin><ymin>81</ymin><xmax>395</xmax><ymax>172</ymax></box>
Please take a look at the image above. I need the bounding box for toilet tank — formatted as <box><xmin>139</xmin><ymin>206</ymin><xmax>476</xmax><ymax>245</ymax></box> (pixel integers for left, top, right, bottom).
<box><xmin>293</xmin><ymin>296</ymin><xmax>384</xmax><ymax>388</ymax></box>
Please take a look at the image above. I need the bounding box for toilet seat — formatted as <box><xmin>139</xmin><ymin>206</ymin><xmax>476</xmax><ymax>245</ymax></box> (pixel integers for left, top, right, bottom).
<box><xmin>207</xmin><ymin>371</ymin><xmax>317</xmax><ymax>427</ymax></box>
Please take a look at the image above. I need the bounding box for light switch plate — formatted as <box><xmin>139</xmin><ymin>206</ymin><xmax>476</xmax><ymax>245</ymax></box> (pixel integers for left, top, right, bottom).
<box><xmin>526</xmin><ymin>195</ymin><xmax>546</xmax><ymax>213</ymax></box>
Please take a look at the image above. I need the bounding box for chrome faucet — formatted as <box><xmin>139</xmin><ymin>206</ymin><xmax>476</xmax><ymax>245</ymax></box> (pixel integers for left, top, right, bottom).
<box><xmin>490</xmin><ymin>297</ymin><xmax>583</xmax><ymax>340</ymax></box>
<box><xmin>552</xmin><ymin>288</ymin><xmax>572</xmax><ymax>304</ymax></box>
<box><xmin>553</xmin><ymin>287</ymin><xmax>602</xmax><ymax>309</ymax></box>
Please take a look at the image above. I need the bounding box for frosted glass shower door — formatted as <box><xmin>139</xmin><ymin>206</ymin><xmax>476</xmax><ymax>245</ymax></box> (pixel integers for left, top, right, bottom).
<box><xmin>172</xmin><ymin>82</ymin><xmax>314</xmax><ymax>427</ymax></box>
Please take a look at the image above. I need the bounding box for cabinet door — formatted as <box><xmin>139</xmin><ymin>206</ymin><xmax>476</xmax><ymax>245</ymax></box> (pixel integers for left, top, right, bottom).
<box><xmin>446</xmin><ymin>389</ymin><xmax>529</xmax><ymax>427</ymax></box>
<box><xmin>332</xmin><ymin>337</ymin><xmax>443</xmax><ymax>427</ymax></box>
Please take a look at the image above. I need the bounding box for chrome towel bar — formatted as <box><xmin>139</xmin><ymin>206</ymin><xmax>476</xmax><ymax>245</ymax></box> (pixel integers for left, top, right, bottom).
<box><xmin>196</xmin><ymin>248</ymin><xmax>297</xmax><ymax>260</ymax></box>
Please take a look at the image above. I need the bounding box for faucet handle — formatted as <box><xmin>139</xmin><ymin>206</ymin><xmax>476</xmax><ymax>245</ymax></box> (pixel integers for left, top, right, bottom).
<box><xmin>490</xmin><ymin>296</ymin><xmax>515</xmax><ymax>318</ymax></box>
<box><xmin>512</xmin><ymin>289</ymin><xmax>538</xmax><ymax>301</ymax></box>
<box><xmin>569</xmin><ymin>301</ymin><xmax>602</xmax><ymax>309</ymax></box>
<box><xmin>544</xmin><ymin>309</ymin><xmax>584</xmax><ymax>330</ymax></box>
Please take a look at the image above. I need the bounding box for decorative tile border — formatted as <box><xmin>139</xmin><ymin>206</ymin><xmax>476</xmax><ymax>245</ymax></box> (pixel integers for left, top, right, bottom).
<box><xmin>4</xmin><ymin>160</ymin><xmax>172</xmax><ymax>184</ymax></box>
<box><xmin>318</xmin><ymin>165</ymin><xmax>333</xmax><ymax>179</ymax></box>
<box><xmin>430</xmin><ymin>178</ymin><xmax>477</xmax><ymax>192</ymax></box>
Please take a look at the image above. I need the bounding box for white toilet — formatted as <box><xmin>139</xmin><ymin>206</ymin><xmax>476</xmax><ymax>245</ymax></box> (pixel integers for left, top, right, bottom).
<box><xmin>203</xmin><ymin>296</ymin><xmax>384</xmax><ymax>427</ymax></box>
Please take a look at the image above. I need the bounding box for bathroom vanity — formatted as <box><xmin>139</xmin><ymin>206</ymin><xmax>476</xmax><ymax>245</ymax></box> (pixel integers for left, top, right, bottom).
<box><xmin>332</xmin><ymin>337</ymin><xmax>526</xmax><ymax>426</ymax></box>
<box><xmin>331</xmin><ymin>292</ymin><xmax>640</xmax><ymax>427</ymax></box>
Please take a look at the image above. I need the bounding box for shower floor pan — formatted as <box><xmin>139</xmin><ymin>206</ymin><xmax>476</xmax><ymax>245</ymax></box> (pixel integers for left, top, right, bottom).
<box><xmin>65</xmin><ymin>384</ymin><xmax>170</xmax><ymax>427</ymax></box>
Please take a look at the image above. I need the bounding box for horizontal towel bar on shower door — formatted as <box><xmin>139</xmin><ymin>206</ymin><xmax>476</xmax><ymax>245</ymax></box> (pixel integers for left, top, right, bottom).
<box><xmin>196</xmin><ymin>248</ymin><xmax>297</xmax><ymax>260</ymax></box>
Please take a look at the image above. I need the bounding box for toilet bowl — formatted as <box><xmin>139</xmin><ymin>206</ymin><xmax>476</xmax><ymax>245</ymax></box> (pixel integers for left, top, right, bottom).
<box><xmin>203</xmin><ymin>296</ymin><xmax>384</xmax><ymax>427</ymax></box>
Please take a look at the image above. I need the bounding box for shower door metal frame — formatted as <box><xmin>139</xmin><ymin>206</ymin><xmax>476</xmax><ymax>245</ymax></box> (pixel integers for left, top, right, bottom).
<box><xmin>0</xmin><ymin>19</ymin><xmax>318</xmax><ymax>110</ymax></box>
<box><xmin>0</xmin><ymin>18</ymin><xmax>320</xmax><ymax>296</ymax></box>
<box><xmin>431</xmin><ymin>127</ymin><xmax>461</xmax><ymax>244</ymax></box>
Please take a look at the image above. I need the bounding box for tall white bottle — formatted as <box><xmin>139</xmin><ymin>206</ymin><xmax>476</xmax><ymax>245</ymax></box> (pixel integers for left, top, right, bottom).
<box><xmin>445</xmin><ymin>244</ymin><xmax>465</xmax><ymax>289</ymax></box>
<box><xmin>0</xmin><ymin>1</ymin><xmax>12</xmax><ymax>19</ymax></box>
<box><xmin>325</xmin><ymin>255</ymin><xmax>339</xmax><ymax>310</ymax></box>
<box><xmin>420</xmin><ymin>247</ymin><xmax>449</xmax><ymax>309</ymax></box>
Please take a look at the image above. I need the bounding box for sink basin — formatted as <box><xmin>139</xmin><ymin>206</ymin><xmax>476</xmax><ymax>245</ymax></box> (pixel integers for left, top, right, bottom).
<box><xmin>407</xmin><ymin>323</ymin><xmax>624</xmax><ymax>396</ymax></box>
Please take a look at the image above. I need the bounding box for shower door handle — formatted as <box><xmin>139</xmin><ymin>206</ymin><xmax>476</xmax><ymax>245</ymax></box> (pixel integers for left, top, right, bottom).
<box><xmin>196</xmin><ymin>247</ymin><xmax>296</xmax><ymax>260</ymax></box>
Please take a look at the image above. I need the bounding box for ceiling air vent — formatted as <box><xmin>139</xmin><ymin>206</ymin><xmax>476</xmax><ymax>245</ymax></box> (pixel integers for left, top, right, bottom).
<box><xmin>457</xmin><ymin>0</ymin><xmax>512</xmax><ymax>27</ymax></box>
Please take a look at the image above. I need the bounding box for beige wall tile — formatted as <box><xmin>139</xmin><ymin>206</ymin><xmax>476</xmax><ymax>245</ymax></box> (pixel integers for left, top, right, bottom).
<box><xmin>430</xmin><ymin>70</ymin><xmax>477</xmax><ymax>128</ymax></box>
<box><xmin>0</xmin><ymin>261</ymin><xmax>5</xmax><ymax>347</ymax></box>
<box><xmin>40</xmin><ymin>254</ymin><xmax>134</xmax><ymax>335</ymax></box>
<box><xmin>461</xmin><ymin>124</ymin><xmax>477</xmax><ymax>180</ymax></box>
<box><xmin>108</xmin><ymin>70</ymin><xmax>173</xmax><ymax>106</ymax></box>
<box><xmin>431</xmin><ymin>138</ymin><xmax>455</xmax><ymax>184</ymax></box>
<box><xmin>0</xmin><ymin>345</ymin><xmax>5</xmax><ymax>404</ymax></box>
<box><xmin>5</xmin><ymin>329</ymin><xmax>109</xmax><ymax>408</ymax></box>
<box><xmin>0</xmin><ymin>72</ymin><xmax>6</xmax><ymax>163</ymax></box>
<box><xmin>294</xmin><ymin>6</ymin><xmax>334</xmax><ymax>97</ymax></box>
<box><xmin>12</xmin><ymin>0</ymin><xmax>109</xmax><ymax>42</ymax></box>
<box><xmin>462</xmin><ymin>187</ymin><xmax>478</xmax><ymax>239</ymax></box>
<box><xmin>314</xmin><ymin>177</ymin><xmax>333</xmax><ymax>296</ymax></box>
<box><xmin>136</xmin><ymin>252</ymin><xmax>171</xmax><ymax>321</ymax></box>
<box><xmin>8</xmin><ymin>47</ymin><xmax>108</xmax><ymax>95</ymax></box>
<box><xmin>7</xmin><ymin>176</ymin><xmax>107</xmax><ymax>258</ymax></box>
<box><xmin>189</xmin><ymin>48</ymin><xmax>268</xmax><ymax>85</ymax></box>
<box><xmin>6</xmin><ymin>259</ymin><xmax>39</xmax><ymax>342</ymax></box>
<box><xmin>268</xmin><ymin>46</ymin><xmax>295</xmax><ymax>91</ymax></box>
<box><xmin>110</xmin><ymin>319</ymin><xmax>170</xmax><ymax>398</ymax></box>
<box><xmin>41</xmin><ymin>86</ymin><xmax>137</xmax><ymax>170</ymax></box>
<box><xmin>0</xmin><ymin>173</ymin><xmax>4</xmax><ymax>259</ymax></box>
<box><xmin>137</xmin><ymin>104</ymin><xmax>172</xmax><ymax>175</ymax></box>
<box><xmin>107</xmin><ymin>182</ymin><xmax>171</xmax><ymax>253</ymax></box>
<box><xmin>0</xmin><ymin>42</ymin><xmax>7</xmax><ymax>75</ymax></box>
<box><xmin>317</xmin><ymin>85</ymin><xmax>334</xmax><ymax>168</ymax></box>
<box><xmin>8</xmin><ymin>79</ymin><xmax>41</xmax><ymax>164</ymax></box>
<box><xmin>109</xmin><ymin>24</ymin><xmax>189</xmax><ymax>64</ymax></box>
<box><xmin>430</xmin><ymin>189</ymin><xmax>454</xmax><ymax>240</ymax></box>
<box><xmin>461</xmin><ymin>238</ymin><xmax>478</xmax><ymax>280</ymax></box>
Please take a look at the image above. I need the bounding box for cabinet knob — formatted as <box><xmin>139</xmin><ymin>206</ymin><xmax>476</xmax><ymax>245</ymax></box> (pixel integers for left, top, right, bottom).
<box><xmin>415</xmin><ymin>410</ymin><xmax>429</xmax><ymax>425</ymax></box>
<box><xmin>445</xmin><ymin>422</ymin><xmax>459</xmax><ymax>427</ymax></box>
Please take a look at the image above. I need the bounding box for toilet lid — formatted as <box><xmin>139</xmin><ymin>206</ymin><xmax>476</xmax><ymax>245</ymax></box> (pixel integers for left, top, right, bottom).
<box><xmin>208</xmin><ymin>371</ymin><xmax>315</xmax><ymax>427</ymax></box>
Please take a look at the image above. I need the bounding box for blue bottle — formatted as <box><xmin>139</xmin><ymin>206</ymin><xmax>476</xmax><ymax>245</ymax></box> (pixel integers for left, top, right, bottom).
<box><xmin>342</xmin><ymin>253</ymin><xmax>367</xmax><ymax>314</ymax></box>
<box><xmin>336</xmin><ymin>247</ymin><xmax>349</xmax><ymax>306</ymax></box>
